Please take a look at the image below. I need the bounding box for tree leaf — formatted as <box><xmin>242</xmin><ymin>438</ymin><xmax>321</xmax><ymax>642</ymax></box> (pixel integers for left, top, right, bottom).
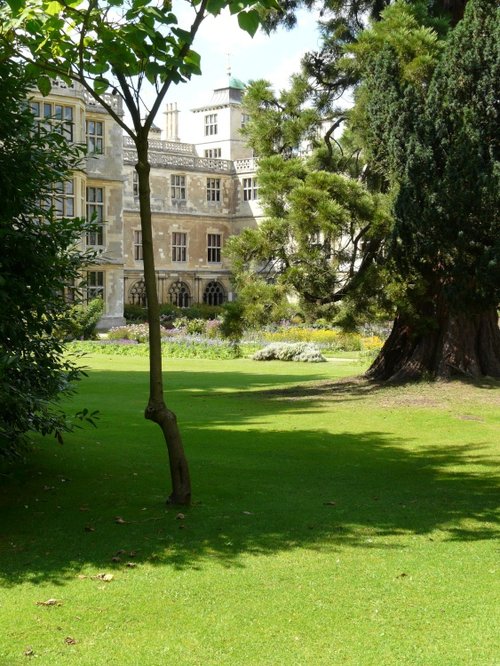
<box><xmin>93</xmin><ymin>77</ymin><xmax>110</xmax><ymax>95</ymax></box>
<box><xmin>37</xmin><ymin>75</ymin><xmax>52</xmax><ymax>97</ymax></box>
<box><xmin>237</xmin><ymin>10</ymin><xmax>260</xmax><ymax>37</ymax></box>
<box><xmin>45</xmin><ymin>1</ymin><xmax>62</xmax><ymax>16</ymax></box>
<box><xmin>5</xmin><ymin>0</ymin><xmax>24</xmax><ymax>14</ymax></box>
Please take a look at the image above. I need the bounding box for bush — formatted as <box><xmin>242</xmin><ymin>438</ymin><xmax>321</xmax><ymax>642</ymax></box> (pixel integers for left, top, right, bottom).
<box><xmin>125</xmin><ymin>303</ymin><xmax>224</xmax><ymax>323</ymax></box>
<box><xmin>253</xmin><ymin>342</ymin><xmax>326</xmax><ymax>363</ymax></box>
<box><xmin>172</xmin><ymin>317</ymin><xmax>208</xmax><ymax>335</ymax></box>
<box><xmin>205</xmin><ymin>319</ymin><xmax>222</xmax><ymax>338</ymax></box>
<box><xmin>124</xmin><ymin>303</ymin><xmax>147</xmax><ymax>322</ymax></box>
<box><xmin>62</xmin><ymin>298</ymin><xmax>104</xmax><ymax>340</ymax></box>
<box><xmin>219</xmin><ymin>301</ymin><xmax>245</xmax><ymax>344</ymax></box>
<box><xmin>0</xmin><ymin>58</ymin><xmax>93</xmax><ymax>458</ymax></box>
<box><xmin>361</xmin><ymin>335</ymin><xmax>384</xmax><ymax>351</ymax></box>
<box><xmin>108</xmin><ymin>323</ymin><xmax>169</xmax><ymax>343</ymax></box>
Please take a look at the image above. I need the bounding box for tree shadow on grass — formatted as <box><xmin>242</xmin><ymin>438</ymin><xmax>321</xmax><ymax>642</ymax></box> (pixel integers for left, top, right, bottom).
<box><xmin>0</xmin><ymin>367</ymin><xmax>498</xmax><ymax>586</ymax></box>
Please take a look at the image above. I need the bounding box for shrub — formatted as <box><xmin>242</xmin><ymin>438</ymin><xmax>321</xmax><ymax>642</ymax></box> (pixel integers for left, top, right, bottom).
<box><xmin>361</xmin><ymin>335</ymin><xmax>384</xmax><ymax>351</ymax></box>
<box><xmin>158</xmin><ymin>303</ymin><xmax>178</xmax><ymax>319</ymax></box>
<box><xmin>335</xmin><ymin>332</ymin><xmax>362</xmax><ymax>352</ymax></box>
<box><xmin>0</xmin><ymin>58</ymin><xmax>94</xmax><ymax>458</ymax></box>
<box><xmin>125</xmin><ymin>303</ymin><xmax>224</xmax><ymax>323</ymax></box>
<box><xmin>205</xmin><ymin>319</ymin><xmax>222</xmax><ymax>338</ymax></box>
<box><xmin>108</xmin><ymin>323</ymin><xmax>168</xmax><ymax>343</ymax></box>
<box><xmin>170</xmin><ymin>304</ymin><xmax>223</xmax><ymax>320</ymax></box>
<box><xmin>124</xmin><ymin>303</ymin><xmax>147</xmax><ymax>322</ymax></box>
<box><xmin>220</xmin><ymin>301</ymin><xmax>245</xmax><ymax>343</ymax></box>
<box><xmin>185</xmin><ymin>319</ymin><xmax>206</xmax><ymax>335</ymax></box>
<box><xmin>253</xmin><ymin>342</ymin><xmax>326</xmax><ymax>363</ymax></box>
<box><xmin>63</xmin><ymin>298</ymin><xmax>104</xmax><ymax>340</ymax></box>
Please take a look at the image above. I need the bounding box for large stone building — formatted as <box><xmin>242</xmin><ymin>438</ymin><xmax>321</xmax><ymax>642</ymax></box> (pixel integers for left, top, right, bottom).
<box><xmin>30</xmin><ymin>76</ymin><xmax>262</xmax><ymax>329</ymax></box>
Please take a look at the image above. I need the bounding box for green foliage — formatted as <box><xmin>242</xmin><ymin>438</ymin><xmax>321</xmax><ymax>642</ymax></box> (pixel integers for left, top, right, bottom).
<box><xmin>354</xmin><ymin>0</ymin><xmax>499</xmax><ymax>318</ymax></box>
<box><xmin>227</xmin><ymin>139</ymin><xmax>392</xmax><ymax>323</ymax></box>
<box><xmin>241</xmin><ymin>76</ymin><xmax>321</xmax><ymax>157</ymax></box>
<box><xmin>124</xmin><ymin>303</ymin><xmax>224</xmax><ymax>323</ymax></box>
<box><xmin>348</xmin><ymin>2</ymin><xmax>447</xmax><ymax>184</ymax></box>
<box><xmin>67</xmin><ymin>338</ymin><xmax>242</xmax><ymax>360</ymax></box>
<box><xmin>172</xmin><ymin>317</ymin><xmax>206</xmax><ymax>335</ymax></box>
<box><xmin>0</xmin><ymin>57</ymin><xmax>94</xmax><ymax>458</ymax></box>
<box><xmin>62</xmin><ymin>298</ymin><xmax>104</xmax><ymax>340</ymax></box>
<box><xmin>346</xmin><ymin>2</ymin><xmax>446</xmax><ymax>85</ymax></box>
<box><xmin>220</xmin><ymin>301</ymin><xmax>246</xmax><ymax>343</ymax></box>
<box><xmin>1</xmin><ymin>0</ymin><xmax>280</xmax><ymax>112</ymax></box>
<box><xmin>124</xmin><ymin>303</ymin><xmax>148</xmax><ymax>322</ymax></box>
<box><xmin>224</xmin><ymin>273</ymin><xmax>294</xmax><ymax>329</ymax></box>
<box><xmin>176</xmin><ymin>304</ymin><xmax>223</xmax><ymax>321</ymax></box>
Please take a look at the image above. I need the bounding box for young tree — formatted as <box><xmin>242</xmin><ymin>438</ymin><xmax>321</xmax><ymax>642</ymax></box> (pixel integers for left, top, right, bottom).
<box><xmin>1</xmin><ymin>0</ymin><xmax>277</xmax><ymax>503</ymax></box>
<box><xmin>0</xmin><ymin>54</ymin><xmax>94</xmax><ymax>458</ymax></box>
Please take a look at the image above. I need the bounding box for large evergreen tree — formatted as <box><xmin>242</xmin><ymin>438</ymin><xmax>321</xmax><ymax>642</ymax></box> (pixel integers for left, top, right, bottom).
<box><xmin>235</xmin><ymin>0</ymin><xmax>499</xmax><ymax>379</ymax></box>
<box><xmin>358</xmin><ymin>0</ymin><xmax>500</xmax><ymax>380</ymax></box>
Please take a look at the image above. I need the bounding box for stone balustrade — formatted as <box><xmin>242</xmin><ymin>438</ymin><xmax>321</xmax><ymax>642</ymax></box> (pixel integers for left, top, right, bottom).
<box><xmin>123</xmin><ymin>135</ymin><xmax>195</xmax><ymax>155</ymax></box>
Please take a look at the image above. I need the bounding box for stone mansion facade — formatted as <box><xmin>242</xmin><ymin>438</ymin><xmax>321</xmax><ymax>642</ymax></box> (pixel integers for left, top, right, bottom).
<box><xmin>30</xmin><ymin>77</ymin><xmax>262</xmax><ymax>328</ymax></box>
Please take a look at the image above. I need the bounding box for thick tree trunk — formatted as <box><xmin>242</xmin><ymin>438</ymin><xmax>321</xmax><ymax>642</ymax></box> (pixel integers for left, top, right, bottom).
<box><xmin>136</xmin><ymin>136</ymin><xmax>191</xmax><ymax>505</ymax></box>
<box><xmin>367</xmin><ymin>306</ymin><xmax>500</xmax><ymax>382</ymax></box>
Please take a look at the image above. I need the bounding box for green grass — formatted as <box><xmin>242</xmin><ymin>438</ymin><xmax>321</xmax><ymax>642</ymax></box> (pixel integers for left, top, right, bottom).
<box><xmin>0</xmin><ymin>355</ymin><xmax>499</xmax><ymax>665</ymax></box>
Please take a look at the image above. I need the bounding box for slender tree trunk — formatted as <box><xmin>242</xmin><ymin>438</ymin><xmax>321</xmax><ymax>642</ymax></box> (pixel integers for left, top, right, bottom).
<box><xmin>367</xmin><ymin>301</ymin><xmax>500</xmax><ymax>383</ymax></box>
<box><xmin>136</xmin><ymin>134</ymin><xmax>191</xmax><ymax>505</ymax></box>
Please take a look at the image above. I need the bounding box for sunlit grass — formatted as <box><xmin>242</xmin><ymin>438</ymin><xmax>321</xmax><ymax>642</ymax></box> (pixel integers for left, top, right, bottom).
<box><xmin>0</xmin><ymin>355</ymin><xmax>498</xmax><ymax>664</ymax></box>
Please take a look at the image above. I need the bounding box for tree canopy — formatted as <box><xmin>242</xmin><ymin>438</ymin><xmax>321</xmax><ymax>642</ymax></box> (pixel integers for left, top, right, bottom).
<box><xmin>230</xmin><ymin>0</ymin><xmax>499</xmax><ymax>378</ymax></box>
<box><xmin>0</xmin><ymin>55</ymin><xmax>95</xmax><ymax>458</ymax></box>
<box><xmin>357</xmin><ymin>0</ymin><xmax>500</xmax><ymax>380</ymax></box>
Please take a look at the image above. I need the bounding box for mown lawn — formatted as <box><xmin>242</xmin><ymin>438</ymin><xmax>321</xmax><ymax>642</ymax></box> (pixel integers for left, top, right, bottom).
<box><xmin>0</xmin><ymin>354</ymin><xmax>498</xmax><ymax>665</ymax></box>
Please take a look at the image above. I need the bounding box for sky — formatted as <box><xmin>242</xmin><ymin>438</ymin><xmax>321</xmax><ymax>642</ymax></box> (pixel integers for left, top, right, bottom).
<box><xmin>161</xmin><ymin>5</ymin><xmax>323</xmax><ymax>140</ymax></box>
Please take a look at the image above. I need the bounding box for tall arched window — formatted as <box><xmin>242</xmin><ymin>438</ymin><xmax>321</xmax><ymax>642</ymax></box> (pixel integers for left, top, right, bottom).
<box><xmin>129</xmin><ymin>279</ymin><xmax>147</xmax><ymax>306</ymax></box>
<box><xmin>203</xmin><ymin>281</ymin><xmax>225</xmax><ymax>306</ymax></box>
<box><xmin>169</xmin><ymin>281</ymin><xmax>190</xmax><ymax>308</ymax></box>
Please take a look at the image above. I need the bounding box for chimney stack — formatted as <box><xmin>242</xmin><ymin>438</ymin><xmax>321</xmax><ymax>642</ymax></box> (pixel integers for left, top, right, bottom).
<box><xmin>164</xmin><ymin>102</ymin><xmax>180</xmax><ymax>142</ymax></box>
